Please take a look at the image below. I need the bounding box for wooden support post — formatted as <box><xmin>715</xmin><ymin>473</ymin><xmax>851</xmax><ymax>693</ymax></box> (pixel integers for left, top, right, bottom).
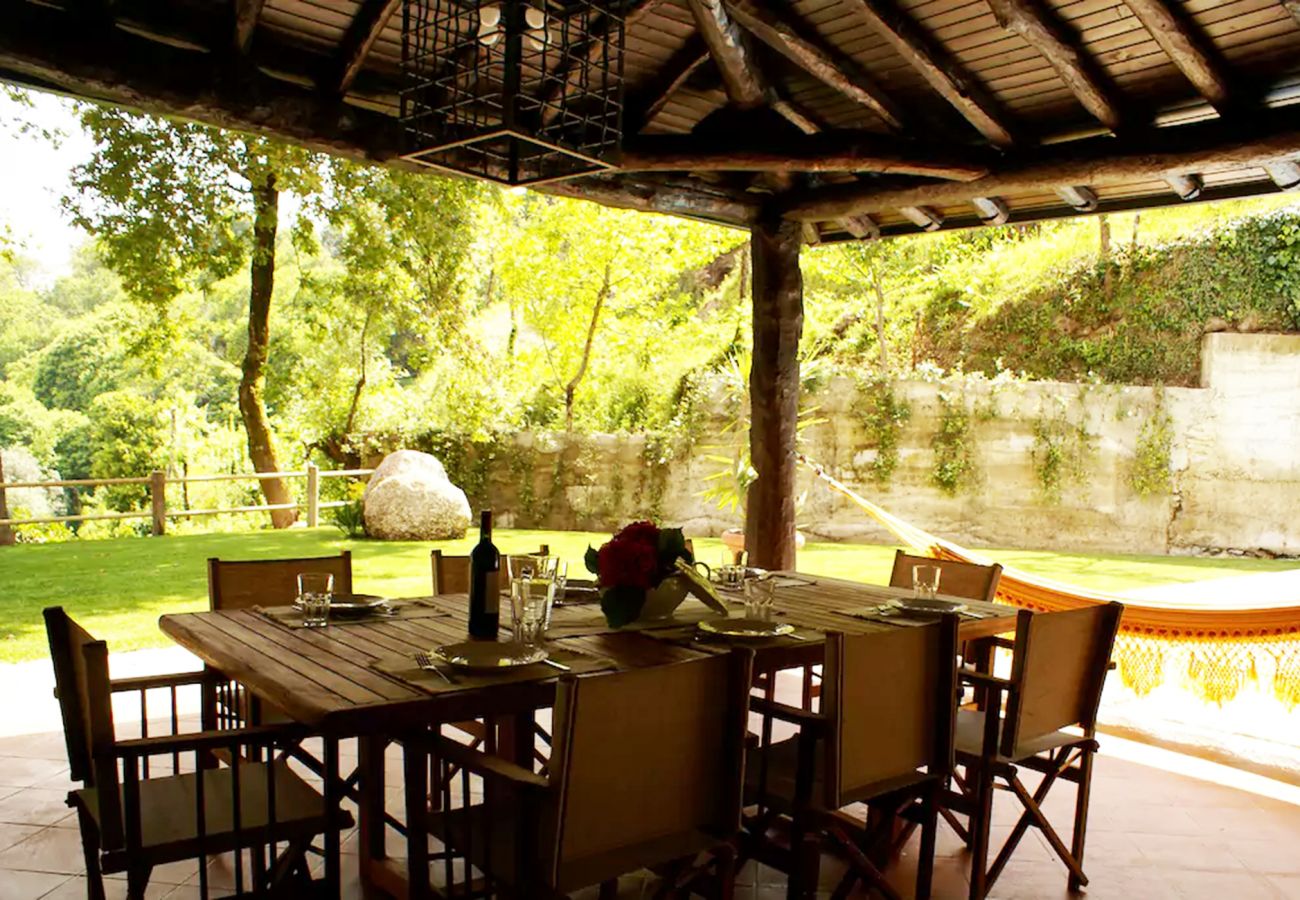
<box><xmin>149</xmin><ymin>470</ymin><xmax>166</xmax><ymax>536</ymax></box>
<box><xmin>0</xmin><ymin>452</ymin><xmax>13</xmax><ymax>547</ymax></box>
<box><xmin>746</xmin><ymin>218</ymin><xmax>803</xmax><ymax>571</ymax></box>
<box><xmin>306</xmin><ymin>462</ymin><xmax>320</xmax><ymax>528</ymax></box>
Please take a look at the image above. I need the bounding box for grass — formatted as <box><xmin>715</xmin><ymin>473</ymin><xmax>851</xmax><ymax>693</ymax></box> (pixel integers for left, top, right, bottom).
<box><xmin>1</xmin><ymin>527</ymin><xmax>1295</xmax><ymax>663</ymax></box>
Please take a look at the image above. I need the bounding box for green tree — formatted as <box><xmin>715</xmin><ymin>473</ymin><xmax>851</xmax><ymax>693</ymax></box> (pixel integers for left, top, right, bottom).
<box><xmin>63</xmin><ymin>105</ymin><xmax>325</xmax><ymax>527</ymax></box>
<box><xmin>86</xmin><ymin>390</ymin><xmax>167</xmax><ymax>511</ymax></box>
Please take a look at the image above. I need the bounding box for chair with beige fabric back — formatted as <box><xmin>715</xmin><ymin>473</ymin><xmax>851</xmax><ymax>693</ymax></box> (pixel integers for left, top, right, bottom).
<box><xmin>44</xmin><ymin>607</ymin><xmax>353</xmax><ymax>900</ymax></box>
<box><xmin>411</xmin><ymin>650</ymin><xmax>754</xmax><ymax>898</ymax></box>
<box><xmin>208</xmin><ymin>550</ymin><xmax>353</xmax><ymax>610</ymax></box>
<box><xmin>944</xmin><ymin>602</ymin><xmax>1123</xmax><ymax>900</ymax></box>
<box><xmin>745</xmin><ymin>616</ymin><xmax>960</xmax><ymax>899</ymax></box>
<box><xmin>888</xmin><ymin>549</ymin><xmax>1002</xmax><ymax>602</ymax></box>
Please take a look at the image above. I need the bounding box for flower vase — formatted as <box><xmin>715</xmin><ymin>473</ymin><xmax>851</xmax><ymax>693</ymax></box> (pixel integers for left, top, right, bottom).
<box><xmin>638</xmin><ymin>575</ymin><xmax>690</xmax><ymax>620</ymax></box>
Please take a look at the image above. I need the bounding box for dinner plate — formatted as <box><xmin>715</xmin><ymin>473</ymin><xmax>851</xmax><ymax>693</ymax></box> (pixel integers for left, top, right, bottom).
<box><xmin>296</xmin><ymin>593</ymin><xmax>389</xmax><ymax>617</ymax></box>
<box><xmin>888</xmin><ymin>597</ymin><xmax>968</xmax><ymax>615</ymax></box>
<box><xmin>433</xmin><ymin>641</ymin><xmax>549</xmax><ymax>670</ymax></box>
<box><xmin>698</xmin><ymin>617</ymin><xmax>795</xmax><ymax>639</ymax></box>
<box><xmin>558</xmin><ymin>580</ymin><xmax>600</xmax><ymax>605</ymax></box>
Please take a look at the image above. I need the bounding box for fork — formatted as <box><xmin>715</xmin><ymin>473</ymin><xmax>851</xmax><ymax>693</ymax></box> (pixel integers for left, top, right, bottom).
<box><xmin>413</xmin><ymin>650</ymin><xmax>457</xmax><ymax>685</ymax></box>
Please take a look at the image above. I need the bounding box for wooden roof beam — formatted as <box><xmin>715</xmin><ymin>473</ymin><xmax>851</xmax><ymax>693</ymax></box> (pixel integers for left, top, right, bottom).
<box><xmin>334</xmin><ymin>0</ymin><xmax>400</xmax><ymax>96</ymax></box>
<box><xmin>781</xmin><ymin>107</ymin><xmax>1300</xmax><ymax>221</ymax></box>
<box><xmin>988</xmin><ymin>0</ymin><xmax>1123</xmax><ymax>132</ymax></box>
<box><xmin>1124</xmin><ymin>0</ymin><xmax>1230</xmax><ymax>110</ymax></box>
<box><xmin>625</xmin><ymin>40</ymin><xmax>711</xmax><ymax>133</ymax></box>
<box><xmin>1057</xmin><ymin>185</ymin><xmax>1099</xmax><ymax>211</ymax></box>
<box><xmin>900</xmin><ymin>206</ymin><xmax>944</xmax><ymax>231</ymax></box>
<box><xmin>841</xmin><ymin>214</ymin><xmax>881</xmax><ymax>239</ymax></box>
<box><xmin>1285</xmin><ymin>1</ymin><xmax>1300</xmax><ymax>27</ymax></box>
<box><xmin>234</xmin><ymin>0</ymin><xmax>265</xmax><ymax>54</ymax></box>
<box><xmin>619</xmin><ymin>132</ymin><xmax>990</xmax><ymax>180</ymax></box>
<box><xmin>972</xmin><ymin>196</ymin><xmax>1011</xmax><ymax>225</ymax></box>
<box><xmin>844</xmin><ymin>0</ymin><xmax>1013</xmax><ymax>146</ymax></box>
<box><xmin>1166</xmin><ymin>173</ymin><xmax>1203</xmax><ymax>200</ymax></box>
<box><xmin>540</xmin><ymin>0</ymin><xmax>661</xmax><ymax>126</ymax></box>
<box><xmin>1266</xmin><ymin>160</ymin><xmax>1300</xmax><ymax>191</ymax></box>
<box><xmin>685</xmin><ymin>0</ymin><xmax>766</xmax><ymax>108</ymax></box>
<box><xmin>724</xmin><ymin>0</ymin><xmax>904</xmax><ymax>131</ymax></box>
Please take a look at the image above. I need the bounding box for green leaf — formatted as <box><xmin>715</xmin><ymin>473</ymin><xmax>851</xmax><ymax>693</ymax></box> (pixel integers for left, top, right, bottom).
<box><xmin>600</xmin><ymin>585</ymin><xmax>646</xmax><ymax>628</ymax></box>
<box><xmin>584</xmin><ymin>544</ymin><xmax>601</xmax><ymax>576</ymax></box>
<box><xmin>657</xmin><ymin>527</ymin><xmax>690</xmax><ymax>565</ymax></box>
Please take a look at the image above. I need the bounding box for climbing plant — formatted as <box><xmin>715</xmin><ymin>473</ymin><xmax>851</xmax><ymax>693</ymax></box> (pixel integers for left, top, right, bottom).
<box><xmin>854</xmin><ymin>376</ymin><xmax>911</xmax><ymax>486</ymax></box>
<box><xmin>1129</xmin><ymin>393</ymin><xmax>1174</xmax><ymax>498</ymax></box>
<box><xmin>930</xmin><ymin>392</ymin><xmax>976</xmax><ymax>496</ymax></box>
<box><xmin>1031</xmin><ymin>400</ymin><xmax>1096</xmax><ymax>503</ymax></box>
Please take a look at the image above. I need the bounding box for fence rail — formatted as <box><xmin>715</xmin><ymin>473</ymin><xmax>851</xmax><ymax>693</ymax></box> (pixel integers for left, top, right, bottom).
<box><xmin>0</xmin><ymin>464</ymin><xmax>374</xmax><ymax>536</ymax></box>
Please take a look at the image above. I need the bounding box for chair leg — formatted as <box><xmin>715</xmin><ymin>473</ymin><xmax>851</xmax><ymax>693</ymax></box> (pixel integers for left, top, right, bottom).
<box><xmin>916</xmin><ymin>782</ymin><xmax>939</xmax><ymax>900</ymax></box>
<box><xmin>75</xmin><ymin>807</ymin><xmax>107</xmax><ymax>900</ymax></box>
<box><xmin>966</xmin><ymin>764</ymin><xmax>995</xmax><ymax>900</ymax></box>
<box><xmin>787</xmin><ymin>819</ymin><xmax>821</xmax><ymax>900</ymax></box>
<box><xmin>125</xmin><ymin>866</ymin><xmax>152</xmax><ymax>900</ymax></box>
<box><xmin>598</xmin><ymin>879</ymin><xmax>619</xmax><ymax>900</ymax></box>
<box><xmin>1069</xmin><ymin>750</ymin><xmax>1095</xmax><ymax>893</ymax></box>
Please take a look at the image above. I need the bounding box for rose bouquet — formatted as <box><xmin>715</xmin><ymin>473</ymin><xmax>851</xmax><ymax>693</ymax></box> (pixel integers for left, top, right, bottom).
<box><xmin>584</xmin><ymin>521</ymin><xmax>694</xmax><ymax>626</ymax></box>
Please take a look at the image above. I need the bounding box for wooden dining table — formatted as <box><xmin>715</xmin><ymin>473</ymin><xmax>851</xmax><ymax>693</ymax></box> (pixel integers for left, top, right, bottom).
<box><xmin>158</xmin><ymin>573</ymin><xmax>1017</xmax><ymax>899</ymax></box>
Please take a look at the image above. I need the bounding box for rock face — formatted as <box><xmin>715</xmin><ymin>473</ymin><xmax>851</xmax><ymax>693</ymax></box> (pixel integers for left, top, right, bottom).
<box><xmin>363</xmin><ymin>450</ymin><xmax>471</xmax><ymax>541</ymax></box>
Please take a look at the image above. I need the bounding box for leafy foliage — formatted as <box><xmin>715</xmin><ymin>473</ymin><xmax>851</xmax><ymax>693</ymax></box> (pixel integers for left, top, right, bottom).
<box><xmin>1031</xmin><ymin>401</ymin><xmax>1096</xmax><ymax>503</ymax></box>
<box><xmin>854</xmin><ymin>377</ymin><xmax>910</xmax><ymax>486</ymax></box>
<box><xmin>930</xmin><ymin>393</ymin><xmax>976</xmax><ymax>496</ymax></box>
<box><xmin>1130</xmin><ymin>398</ymin><xmax>1174</xmax><ymax>498</ymax></box>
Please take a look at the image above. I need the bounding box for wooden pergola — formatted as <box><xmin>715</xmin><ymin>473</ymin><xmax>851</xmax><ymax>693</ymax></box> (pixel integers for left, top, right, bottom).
<box><xmin>4</xmin><ymin>0</ymin><xmax>1300</xmax><ymax>567</ymax></box>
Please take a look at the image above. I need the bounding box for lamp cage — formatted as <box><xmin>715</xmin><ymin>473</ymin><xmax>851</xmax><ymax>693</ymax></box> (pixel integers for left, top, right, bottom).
<box><xmin>400</xmin><ymin>0</ymin><xmax>626</xmax><ymax>185</ymax></box>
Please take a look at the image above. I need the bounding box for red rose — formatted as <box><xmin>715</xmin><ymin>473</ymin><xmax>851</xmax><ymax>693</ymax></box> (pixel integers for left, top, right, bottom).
<box><xmin>597</xmin><ymin>536</ymin><xmax>659</xmax><ymax>590</ymax></box>
<box><xmin>615</xmin><ymin>520</ymin><xmax>660</xmax><ymax>547</ymax></box>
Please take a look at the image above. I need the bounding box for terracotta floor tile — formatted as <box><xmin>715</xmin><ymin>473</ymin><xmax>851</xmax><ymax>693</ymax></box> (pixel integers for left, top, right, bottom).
<box><xmin>1165</xmin><ymin>869</ymin><xmax>1286</xmax><ymax>899</ymax></box>
<box><xmin>1228</xmin><ymin>839</ymin><xmax>1300</xmax><ymax>875</ymax></box>
<box><xmin>1268</xmin><ymin>875</ymin><xmax>1300</xmax><ymax>900</ymax></box>
<box><xmin>0</xmin><ymin>758</ymin><xmax>69</xmax><ymax>791</ymax></box>
<box><xmin>0</xmin><ymin>868</ymin><xmax>69</xmax><ymax>900</ymax></box>
<box><xmin>1134</xmin><ymin>833</ymin><xmax>1247</xmax><ymax>872</ymax></box>
<box><xmin>0</xmin><ymin>825</ymin><xmax>88</xmax><ymax>875</ymax></box>
<box><xmin>0</xmin><ymin>823</ymin><xmax>42</xmax><ymax>854</ymax></box>
<box><xmin>0</xmin><ymin>789</ymin><xmax>74</xmax><ymax>828</ymax></box>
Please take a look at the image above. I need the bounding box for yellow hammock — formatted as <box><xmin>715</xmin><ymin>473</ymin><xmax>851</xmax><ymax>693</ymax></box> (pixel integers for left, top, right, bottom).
<box><xmin>799</xmin><ymin>456</ymin><xmax>1300</xmax><ymax>708</ymax></box>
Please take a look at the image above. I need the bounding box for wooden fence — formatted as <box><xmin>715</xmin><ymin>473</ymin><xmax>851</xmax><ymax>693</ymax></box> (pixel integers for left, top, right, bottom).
<box><xmin>0</xmin><ymin>464</ymin><xmax>374</xmax><ymax>538</ymax></box>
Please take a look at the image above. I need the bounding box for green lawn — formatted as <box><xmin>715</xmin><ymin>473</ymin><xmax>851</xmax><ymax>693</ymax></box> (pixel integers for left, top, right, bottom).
<box><xmin>1</xmin><ymin>528</ymin><xmax>1295</xmax><ymax>663</ymax></box>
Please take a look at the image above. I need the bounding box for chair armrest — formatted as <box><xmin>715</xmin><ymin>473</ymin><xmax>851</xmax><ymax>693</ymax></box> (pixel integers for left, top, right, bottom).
<box><xmin>749</xmin><ymin>696</ymin><xmax>828</xmax><ymax>731</ymax></box>
<box><xmin>957</xmin><ymin>669</ymin><xmax>1014</xmax><ymax>691</ymax></box>
<box><xmin>431</xmin><ymin>736</ymin><xmax>549</xmax><ymax>791</ymax></box>
<box><xmin>114</xmin><ymin>725</ymin><xmax>307</xmax><ymax>759</ymax></box>
<box><xmin>110</xmin><ymin>670</ymin><xmax>214</xmax><ymax>692</ymax></box>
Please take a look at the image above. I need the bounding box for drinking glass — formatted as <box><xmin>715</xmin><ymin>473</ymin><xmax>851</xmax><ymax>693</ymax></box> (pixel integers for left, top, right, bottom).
<box><xmin>510</xmin><ymin>577</ymin><xmax>552</xmax><ymax>647</ymax></box>
<box><xmin>507</xmin><ymin>554</ymin><xmax>552</xmax><ymax>583</ymax></box>
<box><xmin>550</xmin><ymin>559</ymin><xmax>568</xmax><ymax>609</ymax></box>
<box><xmin>297</xmin><ymin>572</ymin><xmax>334</xmax><ymax>627</ymax></box>
<box><xmin>714</xmin><ymin>564</ymin><xmax>746</xmax><ymax>590</ymax></box>
<box><xmin>912</xmin><ymin>565</ymin><xmax>941</xmax><ymax>600</ymax></box>
<box><xmin>743</xmin><ymin>576</ymin><xmax>776</xmax><ymax>622</ymax></box>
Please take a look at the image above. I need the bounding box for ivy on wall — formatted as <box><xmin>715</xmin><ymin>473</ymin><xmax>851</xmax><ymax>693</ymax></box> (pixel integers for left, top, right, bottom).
<box><xmin>1031</xmin><ymin>400</ymin><xmax>1096</xmax><ymax>503</ymax></box>
<box><xmin>931</xmin><ymin>392</ymin><xmax>977</xmax><ymax>496</ymax></box>
<box><xmin>853</xmin><ymin>377</ymin><xmax>911</xmax><ymax>486</ymax></box>
<box><xmin>1129</xmin><ymin>392</ymin><xmax>1174</xmax><ymax>498</ymax></box>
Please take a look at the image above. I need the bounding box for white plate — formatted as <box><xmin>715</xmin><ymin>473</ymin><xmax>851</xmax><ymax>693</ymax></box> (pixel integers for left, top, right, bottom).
<box><xmin>698</xmin><ymin>617</ymin><xmax>795</xmax><ymax>639</ymax></box>
<box><xmin>888</xmin><ymin>597</ymin><xmax>968</xmax><ymax>615</ymax></box>
<box><xmin>295</xmin><ymin>594</ymin><xmax>389</xmax><ymax>617</ymax></box>
<box><xmin>433</xmin><ymin>641</ymin><xmax>549</xmax><ymax>670</ymax></box>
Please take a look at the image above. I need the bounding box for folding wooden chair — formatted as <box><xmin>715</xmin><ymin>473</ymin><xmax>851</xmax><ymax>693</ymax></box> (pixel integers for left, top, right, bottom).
<box><xmin>943</xmin><ymin>603</ymin><xmax>1123</xmax><ymax>900</ymax></box>
<box><xmin>409</xmin><ymin>651</ymin><xmax>753</xmax><ymax>899</ymax></box>
<box><xmin>745</xmin><ymin>616</ymin><xmax>959</xmax><ymax>900</ymax></box>
<box><xmin>888</xmin><ymin>550</ymin><xmax>1002</xmax><ymax>601</ymax></box>
<box><xmin>45</xmin><ymin>607</ymin><xmax>353</xmax><ymax>900</ymax></box>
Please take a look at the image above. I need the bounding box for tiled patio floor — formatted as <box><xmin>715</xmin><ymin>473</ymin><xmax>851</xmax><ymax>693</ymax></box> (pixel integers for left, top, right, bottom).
<box><xmin>0</xmin><ymin>722</ymin><xmax>1297</xmax><ymax>900</ymax></box>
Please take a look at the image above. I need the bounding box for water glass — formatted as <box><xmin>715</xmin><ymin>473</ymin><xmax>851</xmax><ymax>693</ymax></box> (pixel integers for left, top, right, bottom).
<box><xmin>744</xmin><ymin>576</ymin><xmax>776</xmax><ymax>622</ymax></box>
<box><xmin>715</xmin><ymin>564</ymin><xmax>746</xmax><ymax>590</ymax></box>
<box><xmin>297</xmin><ymin>572</ymin><xmax>334</xmax><ymax>627</ymax></box>
<box><xmin>912</xmin><ymin>564</ymin><xmax>941</xmax><ymax>600</ymax></box>
<box><xmin>507</xmin><ymin>554</ymin><xmax>552</xmax><ymax>582</ymax></box>
<box><xmin>550</xmin><ymin>559</ymin><xmax>568</xmax><ymax>602</ymax></box>
<box><xmin>510</xmin><ymin>577</ymin><xmax>552</xmax><ymax>647</ymax></box>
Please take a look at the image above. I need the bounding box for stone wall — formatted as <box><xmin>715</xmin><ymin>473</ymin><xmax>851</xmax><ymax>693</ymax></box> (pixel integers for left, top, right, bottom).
<box><xmin>467</xmin><ymin>333</ymin><xmax>1300</xmax><ymax>556</ymax></box>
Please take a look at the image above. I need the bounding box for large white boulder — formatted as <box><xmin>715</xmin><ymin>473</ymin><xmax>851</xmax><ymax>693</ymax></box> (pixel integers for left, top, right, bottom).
<box><xmin>362</xmin><ymin>450</ymin><xmax>471</xmax><ymax>541</ymax></box>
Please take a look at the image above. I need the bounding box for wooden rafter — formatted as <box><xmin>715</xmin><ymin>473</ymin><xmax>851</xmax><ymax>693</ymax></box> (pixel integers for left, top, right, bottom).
<box><xmin>1124</xmin><ymin>0</ymin><xmax>1230</xmax><ymax>110</ymax></box>
<box><xmin>1285</xmin><ymin>0</ymin><xmax>1300</xmax><ymax>26</ymax></box>
<box><xmin>724</xmin><ymin>0</ymin><xmax>904</xmax><ymax>131</ymax></box>
<box><xmin>334</xmin><ymin>0</ymin><xmax>400</xmax><ymax>96</ymax></box>
<box><xmin>1165</xmin><ymin>173</ymin><xmax>1203</xmax><ymax>200</ymax></box>
<box><xmin>1267</xmin><ymin>160</ymin><xmax>1300</xmax><ymax>191</ymax></box>
<box><xmin>988</xmin><ymin>0</ymin><xmax>1122</xmax><ymax>132</ymax></box>
<box><xmin>234</xmin><ymin>0</ymin><xmax>265</xmax><ymax>54</ymax></box>
<box><xmin>1057</xmin><ymin>185</ymin><xmax>1099</xmax><ymax>211</ymax></box>
<box><xmin>540</xmin><ymin>0</ymin><xmax>661</xmax><ymax>126</ymax></box>
<box><xmin>972</xmin><ymin>196</ymin><xmax>1011</xmax><ymax>225</ymax></box>
<box><xmin>625</xmin><ymin>39</ymin><xmax>711</xmax><ymax>132</ymax></box>
<box><xmin>619</xmin><ymin>132</ymin><xmax>989</xmax><ymax>180</ymax></box>
<box><xmin>781</xmin><ymin>109</ymin><xmax>1300</xmax><ymax>221</ymax></box>
<box><xmin>844</xmin><ymin>0</ymin><xmax>1013</xmax><ymax>146</ymax></box>
<box><xmin>685</xmin><ymin>0</ymin><xmax>766</xmax><ymax>108</ymax></box>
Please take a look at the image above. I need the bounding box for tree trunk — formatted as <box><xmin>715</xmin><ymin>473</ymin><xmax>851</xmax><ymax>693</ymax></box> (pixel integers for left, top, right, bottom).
<box><xmin>746</xmin><ymin>219</ymin><xmax>804</xmax><ymax>571</ymax></box>
<box><xmin>239</xmin><ymin>171</ymin><xmax>296</xmax><ymax>529</ymax></box>
<box><xmin>870</xmin><ymin>261</ymin><xmax>889</xmax><ymax>373</ymax></box>
<box><xmin>564</xmin><ymin>262</ymin><xmax>612</xmax><ymax>431</ymax></box>
<box><xmin>343</xmin><ymin>308</ymin><xmax>372</xmax><ymax>436</ymax></box>
<box><xmin>1099</xmin><ymin>214</ymin><xmax>1112</xmax><ymax>295</ymax></box>
<box><xmin>0</xmin><ymin>452</ymin><xmax>13</xmax><ymax>546</ymax></box>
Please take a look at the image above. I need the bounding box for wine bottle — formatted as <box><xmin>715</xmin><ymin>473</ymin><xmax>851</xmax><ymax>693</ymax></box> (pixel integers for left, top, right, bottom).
<box><xmin>468</xmin><ymin>510</ymin><xmax>500</xmax><ymax>639</ymax></box>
